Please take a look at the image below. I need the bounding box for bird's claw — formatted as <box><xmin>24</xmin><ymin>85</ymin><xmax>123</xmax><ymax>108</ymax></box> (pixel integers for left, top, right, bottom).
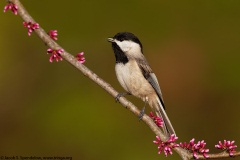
<box><xmin>115</xmin><ymin>93</ymin><xmax>122</xmax><ymax>102</ymax></box>
<box><xmin>138</xmin><ymin>107</ymin><xmax>145</xmax><ymax>120</ymax></box>
<box><xmin>115</xmin><ymin>92</ymin><xmax>130</xmax><ymax>102</ymax></box>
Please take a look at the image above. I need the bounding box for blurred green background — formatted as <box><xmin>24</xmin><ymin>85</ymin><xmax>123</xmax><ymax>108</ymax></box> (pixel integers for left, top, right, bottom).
<box><xmin>1</xmin><ymin>0</ymin><xmax>240</xmax><ymax>159</ymax></box>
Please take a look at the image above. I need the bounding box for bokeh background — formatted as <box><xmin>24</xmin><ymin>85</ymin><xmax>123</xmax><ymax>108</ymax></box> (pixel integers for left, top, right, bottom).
<box><xmin>1</xmin><ymin>0</ymin><xmax>240</xmax><ymax>159</ymax></box>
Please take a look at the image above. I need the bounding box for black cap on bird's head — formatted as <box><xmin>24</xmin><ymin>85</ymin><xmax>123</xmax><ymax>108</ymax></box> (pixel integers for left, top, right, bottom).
<box><xmin>108</xmin><ymin>32</ymin><xmax>144</xmax><ymax>64</ymax></box>
<box><xmin>108</xmin><ymin>32</ymin><xmax>143</xmax><ymax>49</ymax></box>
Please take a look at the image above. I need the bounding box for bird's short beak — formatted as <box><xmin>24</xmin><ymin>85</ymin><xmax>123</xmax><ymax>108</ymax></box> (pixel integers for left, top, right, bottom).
<box><xmin>107</xmin><ymin>38</ymin><xmax>115</xmax><ymax>42</ymax></box>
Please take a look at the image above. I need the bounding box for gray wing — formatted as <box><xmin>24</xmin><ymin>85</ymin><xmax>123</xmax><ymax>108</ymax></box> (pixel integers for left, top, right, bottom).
<box><xmin>137</xmin><ymin>57</ymin><xmax>176</xmax><ymax>136</ymax></box>
<box><xmin>136</xmin><ymin>58</ymin><xmax>165</xmax><ymax>109</ymax></box>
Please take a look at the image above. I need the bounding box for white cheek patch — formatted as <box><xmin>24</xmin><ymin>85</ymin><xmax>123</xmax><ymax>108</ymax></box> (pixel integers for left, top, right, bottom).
<box><xmin>116</xmin><ymin>40</ymin><xmax>132</xmax><ymax>52</ymax></box>
<box><xmin>115</xmin><ymin>40</ymin><xmax>142</xmax><ymax>57</ymax></box>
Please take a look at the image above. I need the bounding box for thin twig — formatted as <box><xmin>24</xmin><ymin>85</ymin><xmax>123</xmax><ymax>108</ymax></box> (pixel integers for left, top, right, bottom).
<box><xmin>197</xmin><ymin>151</ymin><xmax>240</xmax><ymax>159</ymax></box>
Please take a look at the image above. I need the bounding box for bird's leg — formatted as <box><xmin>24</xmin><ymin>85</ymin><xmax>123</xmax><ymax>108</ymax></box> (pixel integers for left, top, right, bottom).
<box><xmin>139</xmin><ymin>97</ymin><xmax>148</xmax><ymax>120</ymax></box>
<box><xmin>115</xmin><ymin>92</ymin><xmax>131</xmax><ymax>102</ymax></box>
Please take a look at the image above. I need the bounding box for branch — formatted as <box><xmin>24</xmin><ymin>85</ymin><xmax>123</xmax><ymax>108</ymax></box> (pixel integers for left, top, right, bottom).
<box><xmin>4</xmin><ymin>0</ymin><xmax>239</xmax><ymax>159</ymax></box>
<box><xmin>197</xmin><ymin>151</ymin><xmax>240</xmax><ymax>159</ymax></box>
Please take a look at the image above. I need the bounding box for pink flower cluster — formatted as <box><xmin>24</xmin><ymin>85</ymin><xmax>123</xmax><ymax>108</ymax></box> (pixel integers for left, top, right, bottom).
<box><xmin>3</xmin><ymin>2</ymin><xmax>85</xmax><ymax>64</ymax></box>
<box><xmin>3</xmin><ymin>2</ymin><xmax>18</xmax><ymax>15</ymax></box>
<box><xmin>153</xmin><ymin>134</ymin><xmax>179</xmax><ymax>157</ymax></box>
<box><xmin>149</xmin><ymin>112</ymin><xmax>163</xmax><ymax>127</ymax></box>
<box><xmin>48</xmin><ymin>30</ymin><xmax>58</xmax><ymax>40</ymax></box>
<box><xmin>76</xmin><ymin>52</ymin><xmax>85</xmax><ymax>64</ymax></box>
<box><xmin>47</xmin><ymin>48</ymin><xmax>64</xmax><ymax>63</ymax></box>
<box><xmin>23</xmin><ymin>21</ymin><xmax>40</xmax><ymax>36</ymax></box>
<box><xmin>215</xmin><ymin>140</ymin><xmax>237</xmax><ymax>156</ymax></box>
<box><xmin>179</xmin><ymin>139</ymin><xmax>209</xmax><ymax>159</ymax></box>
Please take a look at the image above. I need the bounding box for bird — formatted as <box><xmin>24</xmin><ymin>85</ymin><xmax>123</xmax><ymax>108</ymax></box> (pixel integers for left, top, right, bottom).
<box><xmin>107</xmin><ymin>32</ymin><xmax>176</xmax><ymax>136</ymax></box>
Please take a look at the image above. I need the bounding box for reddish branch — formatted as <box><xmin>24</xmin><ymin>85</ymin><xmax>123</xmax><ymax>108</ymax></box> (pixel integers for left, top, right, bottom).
<box><xmin>5</xmin><ymin>0</ymin><xmax>240</xmax><ymax>159</ymax></box>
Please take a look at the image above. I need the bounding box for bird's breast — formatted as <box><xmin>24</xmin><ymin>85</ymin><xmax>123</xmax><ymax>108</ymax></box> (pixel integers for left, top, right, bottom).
<box><xmin>115</xmin><ymin>60</ymin><xmax>155</xmax><ymax>99</ymax></box>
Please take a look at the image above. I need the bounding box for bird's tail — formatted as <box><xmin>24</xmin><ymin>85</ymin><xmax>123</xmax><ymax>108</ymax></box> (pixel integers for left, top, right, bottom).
<box><xmin>155</xmin><ymin>97</ymin><xmax>176</xmax><ymax>137</ymax></box>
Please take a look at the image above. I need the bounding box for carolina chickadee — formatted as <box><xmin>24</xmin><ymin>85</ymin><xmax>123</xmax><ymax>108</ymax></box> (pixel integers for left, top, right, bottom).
<box><xmin>108</xmin><ymin>32</ymin><xmax>176</xmax><ymax>136</ymax></box>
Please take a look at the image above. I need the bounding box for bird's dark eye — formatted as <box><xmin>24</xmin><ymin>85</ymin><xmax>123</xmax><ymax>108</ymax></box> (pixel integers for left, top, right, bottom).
<box><xmin>119</xmin><ymin>38</ymin><xmax>124</xmax><ymax>42</ymax></box>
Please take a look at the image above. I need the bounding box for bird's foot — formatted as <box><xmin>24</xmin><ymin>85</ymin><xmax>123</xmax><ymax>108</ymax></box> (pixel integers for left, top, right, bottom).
<box><xmin>138</xmin><ymin>107</ymin><xmax>145</xmax><ymax>120</ymax></box>
<box><xmin>115</xmin><ymin>92</ymin><xmax>130</xmax><ymax>102</ymax></box>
